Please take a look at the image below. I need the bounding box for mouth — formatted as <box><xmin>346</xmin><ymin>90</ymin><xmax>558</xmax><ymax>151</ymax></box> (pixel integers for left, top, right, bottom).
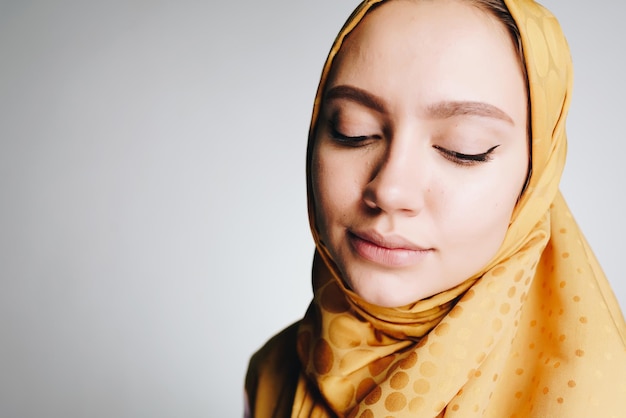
<box><xmin>348</xmin><ymin>230</ymin><xmax>433</xmax><ymax>267</ymax></box>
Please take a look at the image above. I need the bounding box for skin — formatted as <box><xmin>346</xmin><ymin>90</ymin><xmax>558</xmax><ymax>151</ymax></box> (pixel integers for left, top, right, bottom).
<box><xmin>311</xmin><ymin>0</ymin><xmax>529</xmax><ymax>307</ymax></box>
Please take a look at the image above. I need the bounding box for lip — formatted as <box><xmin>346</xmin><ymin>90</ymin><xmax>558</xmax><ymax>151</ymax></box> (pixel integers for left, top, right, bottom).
<box><xmin>348</xmin><ymin>230</ymin><xmax>433</xmax><ymax>267</ymax></box>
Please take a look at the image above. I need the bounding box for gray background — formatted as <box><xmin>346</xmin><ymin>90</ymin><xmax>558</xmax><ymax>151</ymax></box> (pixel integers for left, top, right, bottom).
<box><xmin>0</xmin><ymin>1</ymin><xmax>623</xmax><ymax>417</ymax></box>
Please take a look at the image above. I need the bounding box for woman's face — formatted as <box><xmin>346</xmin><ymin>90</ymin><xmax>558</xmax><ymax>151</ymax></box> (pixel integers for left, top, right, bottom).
<box><xmin>311</xmin><ymin>0</ymin><xmax>529</xmax><ymax>307</ymax></box>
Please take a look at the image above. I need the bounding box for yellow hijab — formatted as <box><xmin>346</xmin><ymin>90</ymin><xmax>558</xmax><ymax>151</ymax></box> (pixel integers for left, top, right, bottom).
<box><xmin>246</xmin><ymin>0</ymin><xmax>626</xmax><ymax>416</ymax></box>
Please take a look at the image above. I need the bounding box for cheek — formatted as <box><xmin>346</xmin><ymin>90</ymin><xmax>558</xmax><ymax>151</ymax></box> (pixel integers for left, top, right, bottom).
<box><xmin>311</xmin><ymin>146</ymin><xmax>353</xmax><ymax>239</ymax></box>
<box><xmin>310</xmin><ymin>150</ymin><xmax>330</xmax><ymax>235</ymax></box>
<box><xmin>466</xmin><ymin>142</ymin><xmax>529</xmax><ymax>226</ymax></box>
<box><xmin>312</xmin><ymin>143</ymin><xmax>368</xmax><ymax>212</ymax></box>
<box><xmin>440</xmin><ymin>166</ymin><xmax>524</xmax><ymax>249</ymax></box>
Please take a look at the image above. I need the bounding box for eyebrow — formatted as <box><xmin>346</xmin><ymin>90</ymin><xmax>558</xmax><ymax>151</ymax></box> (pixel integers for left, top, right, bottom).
<box><xmin>426</xmin><ymin>101</ymin><xmax>514</xmax><ymax>125</ymax></box>
<box><xmin>324</xmin><ymin>85</ymin><xmax>387</xmax><ymax>113</ymax></box>
<box><xmin>324</xmin><ymin>84</ymin><xmax>514</xmax><ymax>125</ymax></box>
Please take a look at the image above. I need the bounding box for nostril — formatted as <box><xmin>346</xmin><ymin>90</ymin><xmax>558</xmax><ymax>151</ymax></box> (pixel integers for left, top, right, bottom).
<box><xmin>363</xmin><ymin>184</ymin><xmax>424</xmax><ymax>216</ymax></box>
<box><xmin>363</xmin><ymin>195</ymin><xmax>378</xmax><ymax>209</ymax></box>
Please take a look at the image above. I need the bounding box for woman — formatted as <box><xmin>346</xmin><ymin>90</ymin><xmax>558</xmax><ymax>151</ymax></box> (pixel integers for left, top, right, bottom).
<box><xmin>246</xmin><ymin>0</ymin><xmax>626</xmax><ymax>416</ymax></box>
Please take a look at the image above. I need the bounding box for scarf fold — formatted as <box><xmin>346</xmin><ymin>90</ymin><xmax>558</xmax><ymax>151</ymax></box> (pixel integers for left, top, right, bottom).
<box><xmin>295</xmin><ymin>213</ymin><xmax>550</xmax><ymax>417</ymax></box>
<box><xmin>286</xmin><ymin>0</ymin><xmax>626</xmax><ymax>417</ymax></box>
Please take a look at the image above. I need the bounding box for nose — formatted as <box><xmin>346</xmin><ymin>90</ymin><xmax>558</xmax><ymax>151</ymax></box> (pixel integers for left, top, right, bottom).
<box><xmin>362</xmin><ymin>138</ymin><xmax>426</xmax><ymax>216</ymax></box>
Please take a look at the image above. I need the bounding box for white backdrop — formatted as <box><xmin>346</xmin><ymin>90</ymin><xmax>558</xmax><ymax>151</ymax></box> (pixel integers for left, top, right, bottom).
<box><xmin>0</xmin><ymin>1</ymin><xmax>623</xmax><ymax>417</ymax></box>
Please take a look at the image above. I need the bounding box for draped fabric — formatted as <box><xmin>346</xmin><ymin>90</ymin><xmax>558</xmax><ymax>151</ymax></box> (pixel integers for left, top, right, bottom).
<box><xmin>246</xmin><ymin>0</ymin><xmax>626</xmax><ymax>416</ymax></box>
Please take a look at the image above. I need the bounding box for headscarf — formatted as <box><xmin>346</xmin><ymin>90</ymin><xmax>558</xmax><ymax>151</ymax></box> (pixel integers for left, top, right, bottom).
<box><xmin>247</xmin><ymin>0</ymin><xmax>626</xmax><ymax>416</ymax></box>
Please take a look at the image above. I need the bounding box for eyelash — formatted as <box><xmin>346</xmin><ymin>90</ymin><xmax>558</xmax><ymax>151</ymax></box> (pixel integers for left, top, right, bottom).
<box><xmin>433</xmin><ymin>144</ymin><xmax>500</xmax><ymax>166</ymax></box>
<box><xmin>329</xmin><ymin>124</ymin><xmax>377</xmax><ymax>146</ymax></box>
<box><xmin>329</xmin><ymin>123</ymin><xmax>499</xmax><ymax>166</ymax></box>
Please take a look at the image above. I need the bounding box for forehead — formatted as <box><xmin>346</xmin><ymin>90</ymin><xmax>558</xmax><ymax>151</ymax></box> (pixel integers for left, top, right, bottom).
<box><xmin>324</xmin><ymin>0</ymin><xmax>526</xmax><ymax>118</ymax></box>
<box><xmin>335</xmin><ymin>0</ymin><xmax>510</xmax><ymax>71</ymax></box>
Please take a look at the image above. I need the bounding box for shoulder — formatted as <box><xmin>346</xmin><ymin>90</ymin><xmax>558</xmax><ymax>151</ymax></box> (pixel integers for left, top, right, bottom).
<box><xmin>245</xmin><ymin>321</ymin><xmax>302</xmax><ymax>417</ymax></box>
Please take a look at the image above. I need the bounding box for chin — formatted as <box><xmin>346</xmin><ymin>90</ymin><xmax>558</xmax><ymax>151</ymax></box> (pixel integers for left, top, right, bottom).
<box><xmin>347</xmin><ymin>271</ymin><xmax>430</xmax><ymax>308</ymax></box>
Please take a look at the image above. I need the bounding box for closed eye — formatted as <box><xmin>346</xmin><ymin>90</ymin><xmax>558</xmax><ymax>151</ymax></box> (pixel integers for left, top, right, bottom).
<box><xmin>433</xmin><ymin>144</ymin><xmax>500</xmax><ymax>166</ymax></box>
<box><xmin>329</xmin><ymin>124</ymin><xmax>380</xmax><ymax>147</ymax></box>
